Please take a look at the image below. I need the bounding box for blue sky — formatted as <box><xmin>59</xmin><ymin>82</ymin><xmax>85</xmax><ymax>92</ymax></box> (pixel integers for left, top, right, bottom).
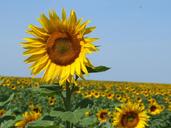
<box><xmin>0</xmin><ymin>0</ymin><xmax>171</xmax><ymax>83</ymax></box>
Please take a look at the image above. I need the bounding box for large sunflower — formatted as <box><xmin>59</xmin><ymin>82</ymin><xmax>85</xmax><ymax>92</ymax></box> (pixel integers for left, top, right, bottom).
<box><xmin>112</xmin><ymin>102</ymin><xmax>149</xmax><ymax>128</ymax></box>
<box><xmin>21</xmin><ymin>9</ymin><xmax>98</xmax><ymax>85</ymax></box>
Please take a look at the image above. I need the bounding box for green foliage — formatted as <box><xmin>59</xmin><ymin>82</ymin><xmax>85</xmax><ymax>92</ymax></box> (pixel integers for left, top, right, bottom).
<box><xmin>79</xmin><ymin>116</ymin><xmax>97</xmax><ymax>127</ymax></box>
<box><xmin>87</xmin><ymin>66</ymin><xmax>110</xmax><ymax>73</ymax></box>
<box><xmin>0</xmin><ymin>76</ymin><xmax>171</xmax><ymax>128</ymax></box>
<box><xmin>75</xmin><ymin>98</ymin><xmax>94</xmax><ymax>109</ymax></box>
<box><xmin>27</xmin><ymin>120</ymin><xmax>55</xmax><ymax>128</ymax></box>
<box><xmin>49</xmin><ymin>108</ymin><xmax>90</xmax><ymax>124</ymax></box>
<box><xmin>0</xmin><ymin>93</ymin><xmax>14</xmax><ymax>107</ymax></box>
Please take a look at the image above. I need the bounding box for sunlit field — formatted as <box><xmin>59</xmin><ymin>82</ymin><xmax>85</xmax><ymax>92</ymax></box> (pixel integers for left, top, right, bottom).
<box><xmin>1</xmin><ymin>4</ymin><xmax>171</xmax><ymax>128</ymax></box>
<box><xmin>0</xmin><ymin>76</ymin><xmax>170</xmax><ymax>128</ymax></box>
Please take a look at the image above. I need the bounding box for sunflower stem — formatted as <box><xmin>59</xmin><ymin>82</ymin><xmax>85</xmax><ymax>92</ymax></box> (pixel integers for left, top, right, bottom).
<box><xmin>64</xmin><ymin>82</ymin><xmax>72</xmax><ymax>128</ymax></box>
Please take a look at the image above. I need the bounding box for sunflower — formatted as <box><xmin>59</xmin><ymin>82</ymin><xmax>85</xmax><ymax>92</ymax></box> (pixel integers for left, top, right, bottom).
<box><xmin>0</xmin><ymin>109</ymin><xmax>6</xmax><ymax>117</ymax></box>
<box><xmin>15</xmin><ymin>111</ymin><xmax>41</xmax><ymax>128</ymax></box>
<box><xmin>93</xmin><ymin>91</ymin><xmax>100</xmax><ymax>98</ymax></box>
<box><xmin>112</xmin><ymin>102</ymin><xmax>149</xmax><ymax>128</ymax></box>
<box><xmin>10</xmin><ymin>84</ymin><xmax>16</xmax><ymax>90</ymax></box>
<box><xmin>48</xmin><ymin>96</ymin><xmax>56</xmax><ymax>106</ymax></box>
<box><xmin>106</xmin><ymin>92</ymin><xmax>114</xmax><ymax>100</ymax></box>
<box><xmin>148</xmin><ymin>102</ymin><xmax>164</xmax><ymax>115</ymax></box>
<box><xmin>21</xmin><ymin>9</ymin><xmax>98</xmax><ymax>85</ymax></box>
<box><xmin>83</xmin><ymin>91</ymin><xmax>92</xmax><ymax>98</ymax></box>
<box><xmin>148</xmin><ymin>98</ymin><xmax>156</xmax><ymax>104</ymax></box>
<box><xmin>96</xmin><ymin>109</ymin><xmax>109</xmax><ymax>123</ymax></box>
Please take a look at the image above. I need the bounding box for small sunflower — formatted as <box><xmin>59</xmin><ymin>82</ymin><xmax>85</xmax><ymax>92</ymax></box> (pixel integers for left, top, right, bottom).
<box><xmin>96</xmin><ymin>109</ymin><xmax>109</xmax><ymax>123</ymax></box>
<box><xmin>10</xmin><ymin>84</ymin><xmax>16</xmax><ymax>90</ymax></box>
<box><xmin>15</xmin><ymin>111</ymin><xmax>41</xmax><ymax>128</ymax></box>
<box><xmin>148</xmin><ymin>102</ymin><xmax>164</xmax><ymax>115</ymax></box>
<box><xmin>28</xmin><ymin>104</ymin><xmax>42</xmax><ymax>114</ymax></box>
<box><xmin>106</xmin><ymin>93</ymin><xmax>114</xmax><ymax>100</ymax></box>
<box><xmin>21</xmin><ymin>9</ymin><xmax>98</xmax><ymax>85</ymax></box>
<box><xmin>93</xmin><ymin>91</ymin><xmax>100</xmax><ymax>98</ymax></box>
<box><xmin>112</xmin><ymin>102</ymin><xmax>149</xmax><ymax>128</ymax></box>
<box><xmin>83</xmin><ymin>91</ymin><xmax>92</xmax><ymax>98</ymax></box>
<box><xmin>0</xmin><ymin>109</ymin><xmax>6</xmax><ymax>117</ymax></box>
<box><xmin>48</xmin><ymin>96</ymin><xmax>56</xmax><ymax>106</ymax></box>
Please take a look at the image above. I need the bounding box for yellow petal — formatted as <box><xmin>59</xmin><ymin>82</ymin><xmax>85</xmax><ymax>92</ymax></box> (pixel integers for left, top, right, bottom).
<box><xmin>23</xmin><ymin>37</ymin><xmax>46</xmax><ymax>43</ymax></box>
<box><xmin>15</xmin><ymin>120</ymin><xmax>26</xmax><ymax>127</ymax></box>
<box><xmin>84</xmin><ymin>37</ymin><xmax>99</xmax><ymax>43</ymax></box>
<box><xmin>70</xmin><ymin>63</ymin><xmax>75</xmax><ymax>76</ymax></box>
<box><xmin>69</xmin><ymin>10</ymin><xmax>77</xmax><ymax>27</ymax></box>
<box><xmin>28</xmin><ymin>24</ymin><xmax>49</xmax><ymax>37</ymax></box>
<box><xmin>84</xmin><ymin>26</ymin><xmax>96</xmax><ymax>35</ymax></box>
<box><xmin>76</xmin><ymin>20</ymin><xmax>90</xmax><ymax>33</ymax></box>
<box><xmin>42</xmin><ymin>62</ymin><xmax>56</xmax><ymax>82</ymax></box>
<box><xmin>49</xmin><ymin>10</ymin><xmax>60</xmax><ymax>31</ymax></box>
<box><xmin>31</xmin><ymin>59</ymin><xmax>50</xmax><ymax>75</ymax></box>
<box><xmin>24</xmin><ymin>53</ymin><xmax>46</xmax><ymax>63</ymax></box>
<box><xmin>38</xmin><ymin>14</ymin><xmax>52</xmax><ymax>33</ymax></box>
<box><xmin>23</xmin><ymin>48</ymin><xmax>46</xmax><ymax>56</ymax></box>
<box><xmin>75</xmin><ymin>59</ymin><xmax>81</xmax><ymax>76</ymax></box>
<box><xmin>62</xmin><ymin>8</ymin><xmax>67</xmax><ymax>21</ymax></box>
<box><xmin>80</xmin><ymin>60</ymin><xmax>88</xmax><ymax>74</ymax></box>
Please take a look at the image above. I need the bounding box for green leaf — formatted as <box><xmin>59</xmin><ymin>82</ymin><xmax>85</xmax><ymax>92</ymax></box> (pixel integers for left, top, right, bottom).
<box><xmin>0</xmin><ymin>115</ymin><xmax>16</xmax><ymax>125</ymax></box>
<box><xmin>0</xmin><ymin>93</ymin><xmax>14</xmax><ymax>107</ymax></box>
<box><xmin>60</xmin><ymin>111</ymin><xmax>78</xmax><ymax>124</ymax></box>
<box><xmin>0</xmin><ymin>114</ymin><xmax>23</xmax><ymax>128</ymax></box>
<box><xmin>40</xmin><ymin>84</ymin><xmax>62</xmax><ymax>93</ymax></box>
<box><xmin>49</xmin><ymin>108</ymin><xmax>90</xmax><ymax>124</ymax></box>
<box><xmin>49</xmin><ymin>111</ymin><xmax>78</xmax><ymax>124</ymax></box>
<box><xmin>74</xmin><ymin>108</ymin><xmax>90</xmax><ymax>120</ymax></box>
<box><xmin>79</xmin><ymin>116</ymin><xmax>97</xmax><ymax>127</ymax></box>
<box><xmin>26</xmin><ymin>120</ymin><xmax>55</xmax><ymax>128</ymax></box>
<box><xmin>0</xmin><ymin>120</ymin><xmax>15</xmax><ymax>128</ymax></box>
<box><xmin>87</xmin><ymin>66</ymin><xmax>110</xmax><ymax>73</ymax></box>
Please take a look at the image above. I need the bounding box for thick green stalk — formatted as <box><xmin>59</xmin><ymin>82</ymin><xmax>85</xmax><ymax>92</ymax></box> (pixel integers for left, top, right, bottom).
<box><xmin>64</xmin><ymin>82</ymin><xmax>72</xmax><ymax>128</ymax></box>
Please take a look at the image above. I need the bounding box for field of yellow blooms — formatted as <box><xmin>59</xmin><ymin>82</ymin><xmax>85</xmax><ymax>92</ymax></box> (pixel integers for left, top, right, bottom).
<box><xmin>0</xmin><ymin>76</ymin><xmax>170</xmax><ymax>128</ymax></box>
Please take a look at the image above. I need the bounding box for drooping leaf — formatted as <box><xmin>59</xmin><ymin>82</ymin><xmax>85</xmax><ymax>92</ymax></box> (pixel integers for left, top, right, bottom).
<box><xmin>40</xmin><ymin>84</ymin><xmax>62</xmax><ymax>93</ymax></box>
<box><xmin>86</xmin><ymin>66</ymin><xmax>110</xmax><ymax>73</ymax></box>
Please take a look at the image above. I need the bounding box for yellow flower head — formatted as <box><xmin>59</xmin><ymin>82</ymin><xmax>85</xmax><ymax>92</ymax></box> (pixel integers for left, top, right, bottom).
<box><xmin>15</xmin><ymin>111</ymin><xmax>41</xmax><ymax>128</ymax></box>
<box><xmin>48</xmin><ymin>96</ymin><xmax>56</xmax><ymax>106</ymax></box>
<box><xmin>0</xmin><ymin>109</ymin><xmax>6</xmax><ymax>117</ymax></box>
<box><xmin>148</xmin><ymin>102</ymin><xmax>164</xmax><ymax>115</ymax></box>
<box><xmin>112</xmin><ymin>102</ymin><xmax>149</xmax><ymax>128</ymax></box>
<box><xmin>96</xmin><ymin>109</ymin><xmax>109</xmax><ymax>123</ymax></box>
<box><xmin>21</xmin><ymin>9</ymin><xmax>98</xmax><ymax>85</ymax></box>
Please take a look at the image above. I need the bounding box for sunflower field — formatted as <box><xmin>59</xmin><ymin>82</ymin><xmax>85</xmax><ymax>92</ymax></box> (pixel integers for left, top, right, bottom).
<box><xmin>0</xmin><ymin>8</ymin><xmax>171</xmax><ymax>128</ymax></box>
<box><xmin>0</xmin><ymin>76</ymin><xmax>171</xmax><ymax>128</ymax></box>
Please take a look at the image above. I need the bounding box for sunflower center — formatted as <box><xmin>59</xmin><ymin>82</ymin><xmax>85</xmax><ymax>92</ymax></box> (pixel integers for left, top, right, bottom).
<box><xmin>47</xmin><ymin>32</ymin><xmax>81</xmax><ymax>66</ymax></box>
<box><xmin>100</xmin><ymin>112</ymin><xmax>108</xmax><ymax>119</ymax></box>
<box><xmin>54</xmin><ymin>38</ymin><xmax>71</xmax><ymax>54</ymax></box>
<box><xmin>121</xmin><ymin>112</ymin><xmax>139</xmax><ymax>128</ymax></box>
<box><xmin>150</xmin><ymin>105</ymin><xmax>157</xmax><ymax>112</ymax></box>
